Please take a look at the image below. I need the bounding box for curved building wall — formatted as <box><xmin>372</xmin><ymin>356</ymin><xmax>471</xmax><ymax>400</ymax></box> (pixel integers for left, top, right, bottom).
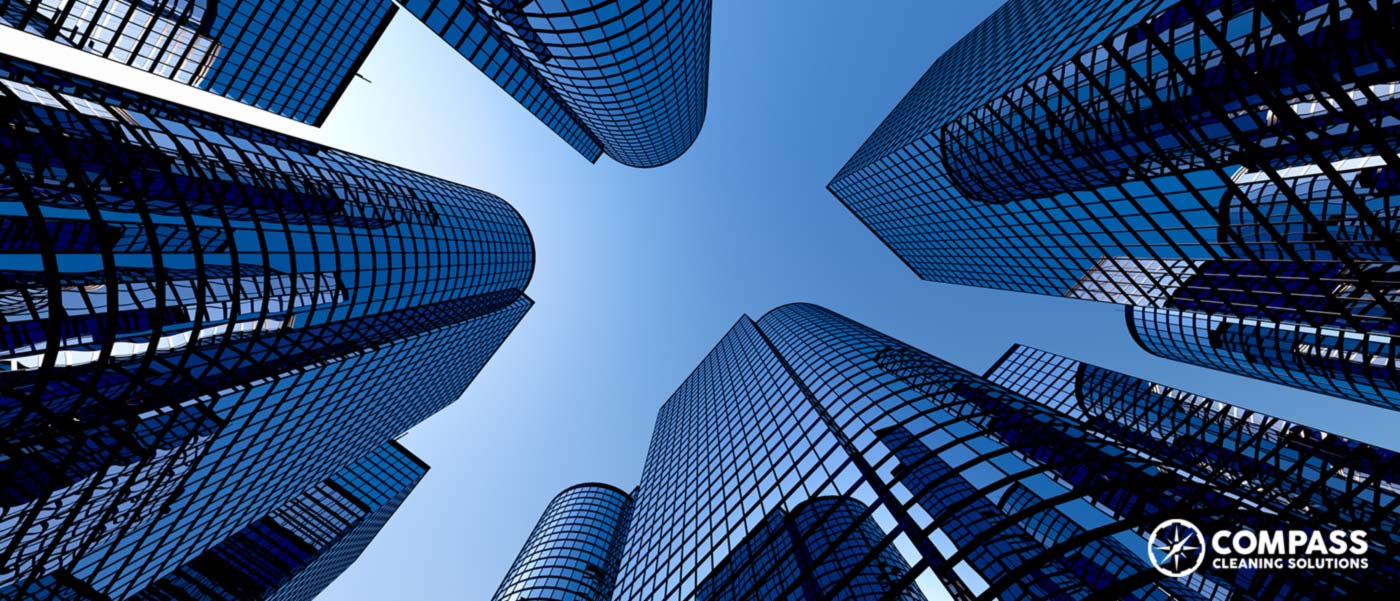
<box><xmin>401</xmin><ymin>0</ymin><xmax>711</xmax><ymax>167</ymax></box>
<box><xmin>1</xmin><ymin>53</ymin><xmax>532</xmax><ymax>434</ymax></box>
<box><xmin>829</xmin><ymin>0</ymin><xmax>1400</xmax><ymax>408</ymax></box>
<box><xmin>1222</xmin><ymin>159</ymin><xmax>1400</xmax><ymax>263</ymax></box>
<box><xmin>493</xmin><ymin>483</ymin><xmax>633</xmax><ymax>601</ymax></box>
<box><xmin>0</xmin><ymin>55</ymin><xmax>535</xmax><ymax>596</ymax></box>
<box><xmin>1128</xmin><ymin>306</ymin><xmax>1400</xmax><ymax>411</ymax></box>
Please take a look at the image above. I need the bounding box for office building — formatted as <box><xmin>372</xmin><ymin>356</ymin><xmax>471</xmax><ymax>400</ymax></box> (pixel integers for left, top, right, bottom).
<box><xmin>828</xmin><ymin>0</ymin><xmax>1400</xmax><ymax>409</ymax></box>
<box><xmin>498</xmin><ymin>304</ymin><xmax>1400</xmax><ymax>599</ymax></box>
<box><xmin>400</xmin><ymin>0</ymin><xmax>711</xmax><ymax>166</ymax></box>
<box><xmin>492</xmin><ymin>483</ymin><xmax>633</xmax><ymax>601</ymax></box>
<box><xmin>133</xmin><ymin>441</ymin><xmax>428</xmax><ymax>601</ymax></box>
<box><xmin>0</xmin><ymin>0</ymin><xmax>396</xmax><ymax>124</ymax></box>
<box><xmin>0</xmin><ymin>53</ymin><xmax>532</xmax><ymax>597</ymax></box>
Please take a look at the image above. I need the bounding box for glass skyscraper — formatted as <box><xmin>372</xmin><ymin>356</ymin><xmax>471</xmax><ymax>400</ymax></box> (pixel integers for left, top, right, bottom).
<box><xmin>0</xmin><ymin>53</ymin><xmax>532</xmax><ymax>598</ymax></box>
<box><xmin>0</xmin><ymin>0</ymin><xmax>397</xmax><ymax>124</ymax></box>
<box><xmin>828</xmin><ymin>0</ymin><xmax>1400</xmax><ymax>410</ymax></box>
<box><xmin>492</xmin><ymin>483</ymin><xmax>633</xmax><ymax>601</ymax></box>
<box><xmin>399</xmin><ymin>0</ymin><xmax>711</xmax><ymax>167</ymax></box>
<box><xmin>497</xmin><ymin>304</ymin><xmax>1400</xmax><ymax>599</ymax></box>
<box><xmin>133</xmin><ymin>441</ymin><xmax>428</xmax><ymax>601</ymax></box>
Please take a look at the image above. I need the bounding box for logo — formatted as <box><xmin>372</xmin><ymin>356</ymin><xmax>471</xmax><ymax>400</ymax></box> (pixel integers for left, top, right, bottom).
<box><xmin>1148</xmin><ymin>519</ymin><xmax>1206</xmax><ymax>577</ymax></box>
<box><xmin>1146</xmin><ymin>520</ymin><xmax>1370</xmax><ymax>577</ymax></box>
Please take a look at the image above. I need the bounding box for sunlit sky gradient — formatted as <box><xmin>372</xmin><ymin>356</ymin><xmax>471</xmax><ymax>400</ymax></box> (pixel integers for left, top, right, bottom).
<box><xmin>7</xmin><ymin>2</ymin><xmax>1400</xmax><ymax>599</ymax></box>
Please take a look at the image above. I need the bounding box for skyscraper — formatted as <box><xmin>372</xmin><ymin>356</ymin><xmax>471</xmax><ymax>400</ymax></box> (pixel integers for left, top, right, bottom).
<box><xmin>829</xmin><ymin>0</ymin><xmax>1400</xmax><ymax>410</ymax></box>
<box><xmin>498</xmin><ymin>304</ymin><xmax>1399</xmax><ymax>599</ymax></box>
<box><xmin>0</xmin><ymin>53</ymin><xmax>533</xmax><ymax>597</ymax></box>
<box><xmin>492</xmin><ymin>483</ymin><xmax>633</xmax><ymax>601</ymax></box>
<box><xmin>133</xmin><ymin>441</ymin><xmax>428</xmax><ymax>601</ymax></box>
<box><xmin>0</xmin><ymin>0</ymin><xmax>397</xmax><ymax>124</ymax></box>
<box><xmin>399</xmin><ymin>0</ymin><xmax>711</xmax><ymax>166</ymax></box>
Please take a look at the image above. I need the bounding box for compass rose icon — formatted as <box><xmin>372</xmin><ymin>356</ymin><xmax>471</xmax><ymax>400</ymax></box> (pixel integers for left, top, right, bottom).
<box><xmin>1148</xmin><ymin>519</ymin><xmax>1206</xmax><ymax>577</ymax></box>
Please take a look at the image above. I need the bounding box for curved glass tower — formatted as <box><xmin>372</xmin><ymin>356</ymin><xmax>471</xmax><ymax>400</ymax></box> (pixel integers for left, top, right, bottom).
<box><xmin>499</xmin><ymin>304</ymin><xmax>1398</xmax><ymax>599</ymax></box>
<box><xmin>829</xmin><ymin>0</ymin><xmax>1400</xmax><ymax>410</ymax></box>
<box><xmin>400</xmin><ymin>0</ymin><xmax>711</xmax><ymax>167</ymax></box>
<box><xmin>0</xmin><ymin>54</ymin><xmax>533</xmax><ymax>597</ymax></box>
<box><xmin>492</xmin><ymin>483</ymin><xmax>633</xmax><ymax>601</ymax></box>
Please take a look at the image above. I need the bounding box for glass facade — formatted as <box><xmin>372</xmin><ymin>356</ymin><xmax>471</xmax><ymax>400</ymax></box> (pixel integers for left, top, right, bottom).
<box><xmin>695</xmin><ymin>496</ymin><xmax>926</xmax><ymax>601</ymax></box>
<box><xmin>0</xmin><ymin>0</ymin><xmax>397</xmax><ymax>124</ymax></box>
<box><xmin>983</xmin><ymin>343</ymin><xmax>1400</xmax><ymax>593</ymax></box>
<box><xmin>828</xmin><ymin>0</ymin><xmax>1400</xmax><ymax>409</ymax></box>
<box><xmin>0</xmin><ymin>54</ymin><xmax>533</xmax><ymax>598</ymax></box>
<box><xmin>1</xmin><ymin>571</ymin><xmax>110</xmax><ymax>600</ymax></box>
<box><xmin>132</xmin><ymin>440</ymin><xmax>428</xmax><ymax>601</ymax></box>
<box><xmin>1130</xmin><ymin>306</ymin><xmax>1400</xmax><ymax>410</ymax></box>
<box><xmin>400</xmin><ymin>0</ymin><xmax>710</xmax><ymax>166</ymax></box>
<box><xmin>502</xmin><ymin>303</ymin><xmax>1399</xmax><ymax>599</ymax></box>
<box><xmin>492</xmin><ymin>483</ymin><xmax>633</xmax><ymax>601</ymax></box>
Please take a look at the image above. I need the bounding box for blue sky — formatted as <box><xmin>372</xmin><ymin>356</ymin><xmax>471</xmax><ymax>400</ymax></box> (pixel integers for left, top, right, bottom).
<box><xmin>12</xmin><ymin>1</ymin><xmax>1395</xmax><ymax>599</ymax></box>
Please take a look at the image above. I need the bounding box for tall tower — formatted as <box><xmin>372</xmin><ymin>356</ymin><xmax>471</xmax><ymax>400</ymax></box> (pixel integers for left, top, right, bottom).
<box><xmin>492</xmin><ymin>483</ymin><xmax>633</xmax><ymax>601</ymax></box>
<box><xmin>498</xmin><ymin>304</ymin><xmax>1399</xmax><ymax>599</ymax></box>
<box><xmin>0</xmin><ymin>54</ymin><xmax>533</xmax><ymax>597</ymax></box>
<box><xmin>400</xmin><ymin>0</ymin><xmax>711</xmax><ymax>166</ymax></box>
<box><xmin>829</xmin><ymin>0</ymin><xmax>1400</xmax><ymax>410</ymax></box>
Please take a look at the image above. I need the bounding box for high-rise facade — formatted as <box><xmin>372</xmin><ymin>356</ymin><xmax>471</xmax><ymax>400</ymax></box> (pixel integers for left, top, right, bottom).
<box><xmin>0</xmin><ymin>53</ymin><xmax>533</xmax><ymax>598</ymax></box>
<box><xmin>133</xmin><ymin>440</ymin><xmax>428</xmax><ymax>601</ymax></box>
<box><xmin>498</xmin><ymin>304</ymin><xmax>1400</xmax><ymax>599</ymax></box>
<box><xmin>0</xmin><ymin>0</ymin><xmax>397</xmax><ymax>124</ymax></box>
<box><xmin>400</xmin><ymin>0</ymin><xmax>711</xmax><ymax>166</ymax></box>
<box><xmin>983</xmin><ymin>344</ymin><xmax>1399</xmax><ymax>542</ymax></box>
<box><xmin>492</xmin><ymin>483</ymin><xmax>633</xmax><ymax>601</ymax></box>
<box><xmin>1128</xmin><ymin>305</ymin><xmax>1399</xmax><ymax>410</ymax></box>
<box><xmin>829</xmin><ymin>0</ymin><xmax>1400</xmax><ymax>410</ymax></box>
<box><xmin>695</xmin><ymin>496</ymin><xmax>926</xmax><ymax>601</ymax></box>
<box><xmin>0</xmin><ymin>1</ymin><xmax>714</xmax><ymax>161</ymax></box>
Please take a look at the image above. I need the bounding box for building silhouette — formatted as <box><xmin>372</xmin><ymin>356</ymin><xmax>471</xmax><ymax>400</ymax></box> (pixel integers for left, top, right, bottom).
<box><xmin>497</xmin><ymin>304</ymin><xmax>1400</xmax><ymax>599</ymax></box>
<box><xmin>829</xmin><ymin>0</ymin><xmax>1400</xmax><ymax>410</ymax></box>
<box><xmin>0</xmin><ymin>1</ymin><xmax>713</xmax><ymax>164</ymax></box>
<box><xmin>0</xmin><ymin>53</ymin><xmax>532</xmax><ymax>597</ymax></box>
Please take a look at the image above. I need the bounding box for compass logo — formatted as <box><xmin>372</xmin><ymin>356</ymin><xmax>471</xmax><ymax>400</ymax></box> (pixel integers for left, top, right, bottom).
<box><xmin>1149</xmin><ymin>519</ymin><xmax>1206</xmax><ymax>577</ymax></box>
